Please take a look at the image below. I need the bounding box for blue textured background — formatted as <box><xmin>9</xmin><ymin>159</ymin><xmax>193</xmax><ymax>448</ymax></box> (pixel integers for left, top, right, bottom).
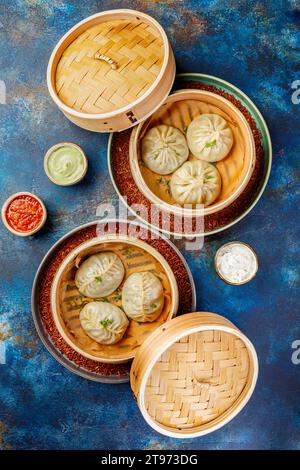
<box><xmin>0</xmin><ymin>0</ymin><xmax>299</xmax><ymax>450</ymax></box>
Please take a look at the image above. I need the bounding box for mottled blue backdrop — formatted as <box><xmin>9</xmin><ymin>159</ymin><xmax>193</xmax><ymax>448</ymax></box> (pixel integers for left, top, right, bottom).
<box><xmin>0</xmin><ymin>0</ymin><xmax>299</xmax><ymax>450</ymax></box>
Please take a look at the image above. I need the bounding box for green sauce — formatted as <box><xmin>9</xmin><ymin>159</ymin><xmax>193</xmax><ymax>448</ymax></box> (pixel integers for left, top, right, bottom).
<box><xmin>46</xmin><ymin>145</ymin><xmax>86</xmax><ymax>185</ymax></box>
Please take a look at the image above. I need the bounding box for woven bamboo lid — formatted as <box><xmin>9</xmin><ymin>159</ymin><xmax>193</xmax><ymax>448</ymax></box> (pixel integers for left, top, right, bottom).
<box><xmin>56</xmin><ymin>18</ymin><xmax>164</xmax><ymax>114</ymax></box>
<box><xmin>131</xmin><ymin>312</ymin><xmax>258</xmax><ymax>438</ymax></box>
<box><xmin>47</xmin><ymin>10</ymin><xmax>175</xmax><ymax>132</ymax></box>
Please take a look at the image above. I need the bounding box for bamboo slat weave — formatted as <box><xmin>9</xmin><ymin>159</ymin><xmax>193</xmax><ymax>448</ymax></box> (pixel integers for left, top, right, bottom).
<box><xmin>55</xmin><ymin>19</ymin><xmax>164</xmax><ymax>114</ymax></box>
<box><xmin>144</xmin><ymin>329</ymin><xmax>250</xmax><ymax>429</ymax></box>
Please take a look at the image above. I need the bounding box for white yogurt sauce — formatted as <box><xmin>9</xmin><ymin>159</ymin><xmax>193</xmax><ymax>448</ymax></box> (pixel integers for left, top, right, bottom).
<box><xmin>215</xmin><ymin>242</ymin><xmax>258</xmax><ymax>285</ymax></box>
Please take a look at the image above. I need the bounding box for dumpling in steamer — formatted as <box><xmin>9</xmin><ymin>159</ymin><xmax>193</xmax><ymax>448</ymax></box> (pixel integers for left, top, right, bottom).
<box><xmin>141</xmin><ymin>125</ymin><xmax>189</xmax><ymax>175</ymax></box>
<box><xmin>187</xmin><ymin>114</ymin><xmax>233</xmax><ymax>162</ymax></box>
<box><xmin>122</xmin><ymin>271</ymin><xmax>164</xmax><ymax>322</ymax></box>
<box><xmin>170</xmin><ymin>160</ymin><xmax>221</xmax><ymax>207</ymax></box>
<box><xmin>75</xmin><ymin>252</ymin><xmax>124</xmax><ymax>298</ymax></box>
<box><xmin>80</xmin><ymin>302</ymin><xmax>129</xmax><ymax>345</ymax></box>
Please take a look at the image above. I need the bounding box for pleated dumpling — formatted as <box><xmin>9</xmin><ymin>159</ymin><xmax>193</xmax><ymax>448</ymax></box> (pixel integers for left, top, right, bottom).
<box><xmin>187</xmin><ymin>114</ymin><xmax>233</xmax><ymax>162</ymax></box>
<box><xmin>141</xmin><ymin>125</ymin><xmax>189</xmax><ymax>175</ymax></box>
<box><xmin>80</xmin><ymin>302</ymin><xmax>129</xmax><ymax>344</ymax></box>
<box><xmin>170</xmin><ymin>160</ymin><xmax>221</xmax><ymax>207</ymax></box>
<box><xmin>122</xmin><ymin>271</ymin><xmax>164</xmax><ymax>322</ymax></box>
<box><xmin>75</xmin><ymin>252</ymin><xmax>124</xmax><ymax>298</ymax></box>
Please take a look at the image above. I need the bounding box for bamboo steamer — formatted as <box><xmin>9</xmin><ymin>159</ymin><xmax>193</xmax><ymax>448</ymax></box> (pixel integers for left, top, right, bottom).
<box><xmin>130</xmin><ymin>89</ymin><xmax>256</xmax><ymax>216</ymax></box>
<box><xmin>51</xmin><ymin>235</ymin><xmax>179</xmax><ymax>363</ymax></box>
<box><xmin>131</xmin><ymin>312</ymin><xmax>258</xmax><ymax>438</ymax></box>
<box><xmin>47</xmin><ymin>10</ymin><xmax>175</xmax><ymax>132</ymax></box>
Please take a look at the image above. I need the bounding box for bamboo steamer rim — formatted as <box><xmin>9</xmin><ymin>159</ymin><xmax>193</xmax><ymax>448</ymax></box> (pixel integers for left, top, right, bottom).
<box><xmin>130</xmin><ymin>312</ymin><xmax>259</xmax><ymax>438</ymax></box>
<box><xmin>47</xmin><ymin>9</ymin><xmax>171</xmax><ymax>120</ymax></box>
<box><xmin>51</xmin><ymin>234</ymin><xmax>179</xmax><ymax>363</ymax></box>
<box><xmin>130</xmin><ymin>89</ymin><xmax>256</xmax><ymax>217</ymax></box>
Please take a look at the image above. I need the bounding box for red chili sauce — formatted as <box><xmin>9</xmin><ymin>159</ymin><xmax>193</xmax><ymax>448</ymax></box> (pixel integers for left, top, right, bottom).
<box><xmin>6</xmin><ymin>194</ymin><xmax>44</xmax><ymax>233</ymax></box>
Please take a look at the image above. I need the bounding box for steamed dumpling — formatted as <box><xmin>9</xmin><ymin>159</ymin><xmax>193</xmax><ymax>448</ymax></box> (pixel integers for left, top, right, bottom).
<box><xmin>187</xmin><ymin>114</ymin><xmax>233</xmax><ymax>162</ymax></box>
<box><xmin>75</xmin><ymin>252</ymin><xmax>124</xmax><ymax>298</ymax></box>
<box><xmin>141</xmin><ymin>125</ymin><xmax>189</xmax><ymax>175</ymax></box>
<box><xmin>80</xmin><ymin>302</ymin><xmax>129</xmax><ymax>345</ymax></box>
<box><xmin>122</xmin><ymin>271</ymin><xmax>164</xmax><ymax>322</ymax></box>
<box><xmin>170</xmin><ymin>160</ymin><xmax>221</xmax><ymax>207</ymax></box>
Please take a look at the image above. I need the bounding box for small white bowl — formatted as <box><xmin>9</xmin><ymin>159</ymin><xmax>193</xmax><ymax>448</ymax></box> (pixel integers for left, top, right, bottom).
<box><xmin>214</xmin><ymin>241</ymin><xmax>258</xmax><ymax>285</ymax></box>
<box><xmin>1</xmin><ymin>192</ymin><xmax>47</xmax><ymax>237</ymax></box>
<box><xmin>44</xmin><ymin>142</ymin><xmax>88</xmax><ymax>186</ymax></box>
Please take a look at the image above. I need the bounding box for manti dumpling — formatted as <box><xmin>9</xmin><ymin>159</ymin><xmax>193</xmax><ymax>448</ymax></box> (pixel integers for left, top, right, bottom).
<box><xmin>80</xmin><ymin>302</ymin><xmax>129</xmax><ymax>344</ymax></box>
<box><xmin>122</xmin><ymin>271</ymin><xmax>164</xmax><ymax>322</ymax></box>
<box><xmin>187</xmin><ymin>114</ymin><xmax>233</xmax><ymax>162</ymax></box>
<box><xmin>170</xmin><ymin>160</ymin><xmax>221</xmax><ymax>207</ymax></box>
<box><xmin>75</xmin><ymin>252</ymin><xmax>125</xmax><ymax>298</ymax></box>
<box><xmin>141</xmin><ymin>125</ymin><xmax>189</xmax><ymax>175</ymax></box>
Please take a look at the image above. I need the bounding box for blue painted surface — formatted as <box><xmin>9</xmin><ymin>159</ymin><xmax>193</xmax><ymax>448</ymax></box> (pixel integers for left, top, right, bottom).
<box><xmin>0</xmin><ymin>0</ymin><xmax>299</xmax><ymax>450</ymax></box>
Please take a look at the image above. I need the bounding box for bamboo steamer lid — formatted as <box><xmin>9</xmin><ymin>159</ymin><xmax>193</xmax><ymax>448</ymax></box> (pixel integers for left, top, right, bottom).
<box><xmin>47</xmin><ymin>10</ymin><xmax>175</xmax><ymax>132</ymax></box>
<box><xmin>130</xmin><ymin>312</ymin><xmax>258</xmax><ymax>438</ymax></box>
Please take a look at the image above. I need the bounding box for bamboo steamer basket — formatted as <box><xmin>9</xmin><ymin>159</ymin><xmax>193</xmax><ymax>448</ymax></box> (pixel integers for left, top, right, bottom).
<box><xmin>51</xmin><ymin>234</ymin><xmax>179</xmax><ymax>363</ymax></box>
<box><xmin>130</xmin><ymin>89</ymin><xmax>256</xmax><ymax>216</ymax></box>
<box><xmin>47</xmin><ymin>10</ymin><xmax>175</xmax><ymax>132</ymax></box>
<box><xmin>131</xmin><ymin>312</ymin><xmax>258</xmax><ymax>438</ymax></box>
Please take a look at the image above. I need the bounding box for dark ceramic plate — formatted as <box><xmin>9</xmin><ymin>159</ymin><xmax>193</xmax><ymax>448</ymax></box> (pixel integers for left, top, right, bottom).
<box><xmin>31</xmin><ymin>220</ymin><xmax>196</xmax><ymax>383</ymax></box>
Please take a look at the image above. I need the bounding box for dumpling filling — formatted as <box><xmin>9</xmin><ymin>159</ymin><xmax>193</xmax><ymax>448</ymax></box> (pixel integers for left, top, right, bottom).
<box><xmin>122</xmin><ymin>271</ymin><xmax>164</xmax><ymax>322</ymax></box>
<box><xmin>75</xmin><ymin>252</ymin><xmax>125</xmax><ymax>298</ymax></box>
<box><xmin>187</xmin><ymin>114</ymin><xmax>233</xmax><ymax>162</ymax></box>
<box><xmin>141</xmin><ymin>125</ymin><xmax>189</xmax><ymax>175</ymax></box>
<box><xmin>170</xmin><ymin>160</ymin><xmax>221</xmax><ymax>207</ymax></box>
<box><xmin>80</xmin><ymin>302</ymin><xmax>129</xmax><ymax>344</ymax></box>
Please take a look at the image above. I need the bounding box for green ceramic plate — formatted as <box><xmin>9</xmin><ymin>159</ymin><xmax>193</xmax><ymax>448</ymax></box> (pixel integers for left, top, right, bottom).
<box><xmin>108</xmin><ymin>73</ymin><xmax>272</xmax><ymax>237</ymax></box>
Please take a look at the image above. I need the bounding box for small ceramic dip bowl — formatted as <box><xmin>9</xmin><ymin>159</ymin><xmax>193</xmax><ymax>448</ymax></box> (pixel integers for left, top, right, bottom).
<box><xmin>214</xmin><ymin>241</ymin><xmax>258</xmax><ymax>285</ymax></box>
<box><xmin>1</xmin><ymin>192</ymin><xmax>47</xmax><ymax>237</ymax></box>
<box><xmin>44</xmin><ymin>142</ymin><xmax>88</xmax><ymax>186</ymax></box>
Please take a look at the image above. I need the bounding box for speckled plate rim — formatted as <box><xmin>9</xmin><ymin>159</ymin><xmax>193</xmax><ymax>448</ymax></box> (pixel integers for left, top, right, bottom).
<box><xmin>31</xmin><ymin>219</ymin><xmax>196</xmax><ymax>384</ymax></box>
<box><xmin>107</xmin><ymin>73</ymin><xmax>272</xmax><ymax>237</ymax></box>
